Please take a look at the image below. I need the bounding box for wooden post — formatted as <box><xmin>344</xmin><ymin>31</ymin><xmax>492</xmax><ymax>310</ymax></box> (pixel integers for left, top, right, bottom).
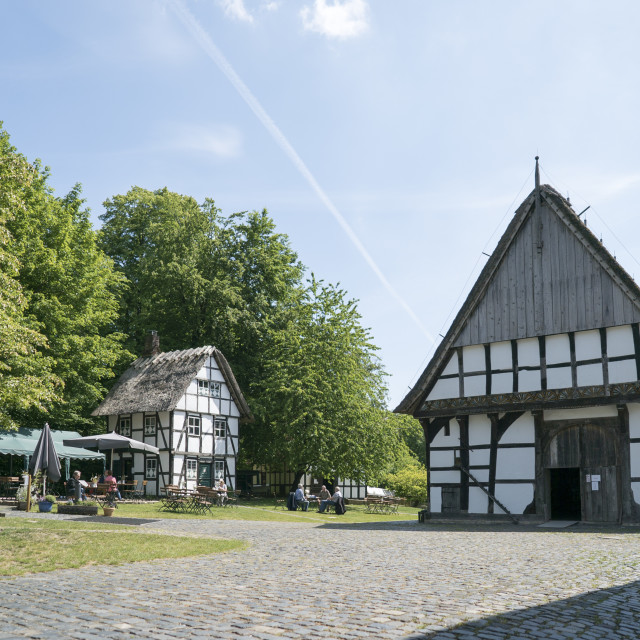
<box><xmin>26</xmin><ymin>474</ymin><xmax>32</xmax><ymax>513</ymax></box>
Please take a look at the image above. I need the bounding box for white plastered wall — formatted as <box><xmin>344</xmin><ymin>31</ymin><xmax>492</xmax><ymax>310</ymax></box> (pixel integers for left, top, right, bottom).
<box><xmin>494</xmin><ymin>483</ymin><xmax>534</xmax><ymax>515</ymax></box>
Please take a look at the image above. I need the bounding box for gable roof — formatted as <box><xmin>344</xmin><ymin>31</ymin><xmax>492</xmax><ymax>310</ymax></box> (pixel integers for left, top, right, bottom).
<box><xmin>92</xmin><ymin>346</ymin><xmax>253</xmax><ymax>422</ymax></box>
<box><xmin>396</xmin><ymin>183</ymin><xmax>640</xmax><ymax>415</ymax></box>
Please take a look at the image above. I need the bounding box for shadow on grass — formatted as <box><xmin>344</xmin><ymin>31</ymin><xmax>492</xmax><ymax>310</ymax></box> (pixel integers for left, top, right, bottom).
<box><xmin>401</xmin><ymin>578</ymin><xmax>640</xmax><ymax>639</ymax></box>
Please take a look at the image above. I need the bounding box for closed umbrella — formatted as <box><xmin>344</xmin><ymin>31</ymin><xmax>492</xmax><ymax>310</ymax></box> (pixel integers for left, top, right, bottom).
<box><xmin>28</xmin><ymin>422</ymin><xmax>61</xmax><ymax>498</ymax></box>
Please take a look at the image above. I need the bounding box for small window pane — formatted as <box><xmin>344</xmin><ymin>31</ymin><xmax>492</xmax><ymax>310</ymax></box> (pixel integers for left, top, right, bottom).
<box><xmin>119</xmin><ymin>417</ymin><xmax>131</xmax><ymax>437</ymax></box>
<box><xmin>198</xmin><ymin>380</ymin><xmax>210</xmax><ymax>396</ymax></box>
<box><xmin>144</xmin><ymin>415</ymin><xmax>156</xmax><ymax>435</ymax></box>
<box><xmin>211</xmin><ymin>382</ymin><xmax>221</xmax><ymax>398</ymax></box>
<box><xmin>188</xmin><ymin>415</ymin><xmax>201</xmax><ymax>436</ymax></box>
<box><xmin>186</xmin><ymin>459</ymin><xmax>198</xmax><ymax>479</ymax></box>
<box><xmin>214</xmin><ymin>419</ymin><xmax>226</xmax><ymax>438</ymax></box>
<box><xmin>146</xmin><ymin>459</ymin><xmax>157</xmax><ymax>479</ymax></box>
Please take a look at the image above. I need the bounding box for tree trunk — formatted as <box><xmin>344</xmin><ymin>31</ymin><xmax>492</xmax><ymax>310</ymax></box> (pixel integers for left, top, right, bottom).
<box><xmin>291</xmin><ymin>469</ymin><xmax>305</xmax><ymax>492</ymax></box>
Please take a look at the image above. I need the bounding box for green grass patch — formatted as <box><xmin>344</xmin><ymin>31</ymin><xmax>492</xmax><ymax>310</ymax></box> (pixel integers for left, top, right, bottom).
<box><xmin>0</xmin><ymin>518</ymin><xmax>245</xmax><ymax>577</ymax></box>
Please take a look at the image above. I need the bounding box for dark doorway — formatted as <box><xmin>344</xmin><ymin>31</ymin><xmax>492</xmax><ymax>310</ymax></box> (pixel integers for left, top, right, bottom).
<box><xmin>549</xmin><ymin>467</ymin><xmax>581</xmax><ymax>520</ymax></box>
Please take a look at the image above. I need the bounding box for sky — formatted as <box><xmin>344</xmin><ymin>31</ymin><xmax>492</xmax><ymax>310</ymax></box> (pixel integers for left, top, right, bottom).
<box><xmin>3</xmin><ymin>0</ymin><xmax>640</xmax><ymax>409</ymax></box>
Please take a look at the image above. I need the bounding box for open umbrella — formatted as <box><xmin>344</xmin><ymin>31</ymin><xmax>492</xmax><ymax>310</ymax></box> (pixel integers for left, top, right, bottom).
<box><xmin>29</xmin><ymin>422</ymin><xmax>61</xmax><ymax>497</ymax></box>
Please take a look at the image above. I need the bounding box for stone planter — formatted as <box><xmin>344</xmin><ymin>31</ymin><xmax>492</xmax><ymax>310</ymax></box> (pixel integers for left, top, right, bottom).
<box><xmin>57</xmin><ymin>504</ymin><xmax>99</xmax><ymax>516</ymax></box>
<box><xmin>16</xmin><ymin>501</ymin><xmax>28</xmax><ymax>511</ymax></box>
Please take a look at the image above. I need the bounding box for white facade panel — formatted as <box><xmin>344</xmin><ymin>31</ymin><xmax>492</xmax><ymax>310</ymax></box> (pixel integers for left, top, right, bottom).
<box><xmin>431</xmin><ymin>450</ymin><xmax>455</xmax><ymax>468</ymax></box>
<box><xmin>547</xmin><ymin>366</ymin><xmax>572</xmax><ymax>389</ymax></box>
<box><xmin>469</xmin><ymin>449</ymin><xmax>490</xmax><ymax>468</ymax></box>
<box><xmin>496</xmin><ymin>447</ymin><xmax>534</xmax><ymax>480</ymax></box>
<box><xmin>196</xmin><ymin>365</ymin><xmax>208</xmax><ymax>379</ymax></box>
<box><xmin>500</xmin><ymin>414</ymin><xmax>535</xmax><ymax>444</ymax></box>
<box><xmin>575</xmin><ymin>330</ymin><xmax>601</xmax><ymax>360</ymax></box>
<box><xmin>463</xmin><ymin>345</ymin><xmax>485</xmax><ymax>372</ymax></box>
<box><xmin>519</xmin><ymin>369</ymin><xmax>541</xmax><ymax>392</ymax></box>
<box><xmin>494</xmin><ymin>483</ymin><xmax>533</xmax><ymax>515</ymax></box>
<box><xmin>427</xmin><ymin>377</ymin><xmax>460</xmax><ymax>401</ymax></box>
<box><xmin>468</xmin><ymin>467</ymin><xmax>489</xmax><ymax>482</ymax></box>
<box><xmin>465</xmin><ymin>374</ymin><xmax>485</xmax><ymax>397</ymax></box>
<box><xmin>544</xmin><ymin>406</ymin><xmax>617</xmax><ymax>421</ymax></box>
<box><xmin>442</xmin><ymin>353</ymin><xmax>458</xmax><ymax>376</ymax></box>
<box><xmin>518</xmin><ymin>338</ymin><xmax>539</xmax><ymax>366</ymax></box>
<box><xmin>175</xmin><ymin>395</ymin><xmax>186</xmax><ymax>410</ymax></box>
<box><xmin>607</xmin><ymin>325</ymin><xmax>635</xmax><ymax>357</ymax></box>
<box><xmin>546</xmin><ymin>334</ymin><xmax>570</xmax><ymax>364</ymax></box>
<box><xmin>211</xmin><ymin>368</ymin><xmax>225</xmax><ymax>382</ymax></box>
<box><xmin>468</xmin><ymin>487</ymin><xmax>489</xmax><ymax>513</ymax></box>
<box><xmin>431</xmin><ymin>470</ymin><xmax>459</xmax><ymax>484</ymax></box>
<box><xmin>490</xmin><ymin>341</ymin><xmax>512</xmax><ymax>369</ymax></box>
<box><xmin>577</xmin><ymin>363</ymin><xmax>603</xmax><ymax>387</ymax></box>
<box><xmin>468</xmin><ymin>414</ymin><xmax>491</xmax><ymax>445</ymax></box>
<box><xmin>431</xmin><ymin>419</ymin><xmax>458</xmax><ymax>446</ymax></box>
<box><xmin>631</xmin><ymin>443</ymin><xmax>640</xmax><ymax>478</ymax></box>
<box><xmin>628</xmin><ymin>403</ymin><xmax>640</xmax><ymax>439</ymax></box>
<box><xmin>632</xmin><ymin>483</ymin><xmax>640</xmax><ymax>506</ymax></box>
<box><xmin>185</xmin><ymin>394</ymin><xmax>198</xmax><ymax>412</ymax></box>
<box><xmin>430</xmin><ymin>487</ymin><xmax>442</xmax><ymax>512</ymax></box>
<box><xmin>186</xmin><ymin>380</ymin><xmax>198</xmax><ymax>395</ymax></box>
<box><xmin>214</xmin><ymin>440</ymin><xmax>227</xmax><ymax>455</ymax></box>
<box><xmin>492</xmin><ymin>372</ymin><xmax>512</xmax><ymax>394</ymax></box>
<box><xmin>228</xmin><ymin>417</ymin><xmax>239</xmax><ymax>437</ymax></box>
<box><xmin>608</xmin><ymin>360</ymin><xmax>637</xmax><ymax>384</ymax></box>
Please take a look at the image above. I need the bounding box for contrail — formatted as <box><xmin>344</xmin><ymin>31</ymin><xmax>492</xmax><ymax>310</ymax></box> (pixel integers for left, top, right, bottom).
<box><xmin>168</xmin><ymin>0</ymin><xmax>434</xmax><ymax>343</ymax></box>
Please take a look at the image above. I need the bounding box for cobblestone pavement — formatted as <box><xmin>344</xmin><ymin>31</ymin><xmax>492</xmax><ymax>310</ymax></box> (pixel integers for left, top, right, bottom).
<box><xmin>2</xmin><ymin>509</ymin><xmax>640</xmax><ymax>639</ymax></box>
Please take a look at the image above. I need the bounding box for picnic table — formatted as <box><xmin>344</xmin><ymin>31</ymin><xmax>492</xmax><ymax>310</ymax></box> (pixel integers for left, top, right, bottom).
<box><xmin>364</xmin><ymin>496</ymin><xmax>401</xmax><ymax>514</ymax></box>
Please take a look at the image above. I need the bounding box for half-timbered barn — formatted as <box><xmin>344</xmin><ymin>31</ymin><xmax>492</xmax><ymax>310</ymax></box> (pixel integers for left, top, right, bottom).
<box><xmin>92</xmin><ymin>334</ymin><xmax>253</xmax><ymax>496</ymax></box>
<box><xmin>396</xmin><ymin>163</ymin><xmax>640</xmax><ymax>524</ymax></box>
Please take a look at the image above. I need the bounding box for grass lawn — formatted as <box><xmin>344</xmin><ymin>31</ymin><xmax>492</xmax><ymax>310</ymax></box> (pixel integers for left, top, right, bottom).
<box><xmin>0</xmin><ymin>498</ymin><xmax>419</xmax><ymax>577</ymax></box>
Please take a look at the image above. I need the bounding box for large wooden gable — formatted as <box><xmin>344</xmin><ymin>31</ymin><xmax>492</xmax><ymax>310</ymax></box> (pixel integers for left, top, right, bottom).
<box><xmin>397</xmin><ymin>178</ymin><xmax>640</xmax><ymax>416</ymax></box>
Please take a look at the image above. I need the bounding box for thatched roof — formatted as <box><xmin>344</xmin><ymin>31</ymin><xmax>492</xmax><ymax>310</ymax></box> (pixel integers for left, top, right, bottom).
<box><xmin>92</xmin><ymin>346</ymin><xmax>253</xmax><ymax>421</ymax></box>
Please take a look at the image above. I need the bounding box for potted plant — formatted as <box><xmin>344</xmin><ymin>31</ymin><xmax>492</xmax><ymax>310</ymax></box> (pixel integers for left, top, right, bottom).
<box><xmin>15</xmin><ymin>485</ymin><xmax>34</xmax><ymax>511</ymax></box>
<box><xmin>102</xmin><ymin>492</ymin><xmax>117</xmax><ymax>517</ymax></box>
<box><xmin>38</xmin><ymin>495</ymin><xmax>57</xmax><ymax>513</ymax></box>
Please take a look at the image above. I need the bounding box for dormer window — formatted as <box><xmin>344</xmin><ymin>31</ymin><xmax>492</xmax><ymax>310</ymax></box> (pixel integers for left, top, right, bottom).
<box><xmin>197</xmin><ymin>379</ymin><xmax>221</xmax><ymax>398</ymax></box>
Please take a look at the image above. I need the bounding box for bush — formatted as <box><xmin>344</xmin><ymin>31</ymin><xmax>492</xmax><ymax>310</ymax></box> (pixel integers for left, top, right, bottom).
<box><xmin>383</xmin><ymin>465</ymin><xmax>428</xmax><ymax>506</ymax></box>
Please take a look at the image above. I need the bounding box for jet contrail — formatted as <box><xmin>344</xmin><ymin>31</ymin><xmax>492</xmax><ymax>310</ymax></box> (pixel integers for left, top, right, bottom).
<box><xmin>168</xmin><ymin>0</ymin><xmax>434</xmax><ymax>343</ymax></box>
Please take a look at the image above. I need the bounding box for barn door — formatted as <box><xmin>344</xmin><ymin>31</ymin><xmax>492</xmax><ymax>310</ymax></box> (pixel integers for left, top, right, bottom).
<box><xmin>582</xmin><ymin>466</ymin><xmax>619</xmax><ymax>523</ymax></box>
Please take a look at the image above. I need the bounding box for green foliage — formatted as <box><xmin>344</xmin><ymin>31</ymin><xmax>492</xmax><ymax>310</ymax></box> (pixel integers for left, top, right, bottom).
<box><xmin>1</xmin><ymin>126</ymin><xmax>129</xmax><ymax>431</ymax></box>
<box><xmin>383</xmin><ymin>461</ymin><xmax>428</xmax><ymax>505</ymax></box>
<box><xmin>249</xmin><ymin>276</ymin><xmax>394</xmax><ymax>482</ymax></box>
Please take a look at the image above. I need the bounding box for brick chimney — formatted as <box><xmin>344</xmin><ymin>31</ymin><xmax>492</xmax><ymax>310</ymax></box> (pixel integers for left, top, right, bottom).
<box><xmin>143</xmin><ymin>330</ymin><xmax>160</xmax><ymax>356</ymax></box>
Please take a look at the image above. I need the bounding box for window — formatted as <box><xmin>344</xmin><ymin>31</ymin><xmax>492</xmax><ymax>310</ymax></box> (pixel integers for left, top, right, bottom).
<box><xmin>214</xmin><ymin>418</ymin><xmax>227</xmax><ymax>438</ymax></box>
<box><xmin>118</xmin><ymin>416</ymin><xmax>131</xmax><ymax>437</ymax></box>
<box><xmin>214</xmin><ymin>460</ymin><xmax>224</xmax><ymax>480</ymax></box>
<box><xmin>186</xmin><ymin>459</ymin><xmax>198</xmax><ymax>480</ymax></box>
<box><xmin>197</xmin><ymin>379</ymin><xmax>221</xmax><ymax>398</ymax></box>
<box><xmin>144</xmin><ymin>415</ymin><xmax>156</xmax><ymax>435</ymax></box>
<box><xmin>146</xmin><ymin>458</ymin><xmax>157</xmax><ymax>479</ymax></box>
<box><xmin>188</xmin><ymin>415</ymin><xmax>201</xmax><ymax>436</ymax></box>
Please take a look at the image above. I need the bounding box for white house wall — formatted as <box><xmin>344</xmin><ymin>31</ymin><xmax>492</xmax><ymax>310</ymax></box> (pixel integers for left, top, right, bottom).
<box><xmin>424</xmin><ymin>325</ymin><xmax>640</xmax><ymax>404</ymax></box>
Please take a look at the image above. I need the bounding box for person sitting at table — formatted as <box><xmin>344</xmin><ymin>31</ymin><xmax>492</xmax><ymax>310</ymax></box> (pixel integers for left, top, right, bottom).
<box><xmin>216</xmin><ymin>478</ymin><xmax>227</xmax><ymax>505</ymax></box>
<box><xmin>318</xmin><ymin>485</ymin><xmax>342</xmax><ymax>513</ymax></box>
<box><xmin>294</xmin><ymin>483</ymin><xmax>309</xmax><ymax>511</ymax></box>
<box><xmin>104</xmin><ymin>469</ymin><xmax>122</xmax><ymax>500</ymax></box>
<box><xmin>66</xmin><ymin>470</ymin><xmax>87</xmax><ymax>501</ymax></box>
<box><xmin>316</xmin><ymin>484</ymin><xmax>331</xmax><ymax>507</ymax></box>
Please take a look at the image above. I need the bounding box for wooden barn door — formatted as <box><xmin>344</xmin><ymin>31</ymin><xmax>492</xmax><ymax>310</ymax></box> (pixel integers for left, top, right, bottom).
<box><xmin>582</xmin><ymin>465</ymin><xmax>619</xmax><ymax>523</ymax></box>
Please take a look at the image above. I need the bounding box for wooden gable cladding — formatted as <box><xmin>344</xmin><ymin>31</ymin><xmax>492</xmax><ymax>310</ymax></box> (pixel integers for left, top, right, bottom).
<box><xmin>397</xmin><ymin>181</ymin><xmax>640</xmax><ymax>416</ymax></box>
<box><xmin>455</xmin><ymin>195</ymin><xmax>640</xmax><ymax>347</ymax></box>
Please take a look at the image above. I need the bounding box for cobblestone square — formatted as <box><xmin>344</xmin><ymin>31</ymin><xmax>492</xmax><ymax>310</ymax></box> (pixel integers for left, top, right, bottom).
<box><xmin>1</xmin><ymin>511</ymin><xmax>639</xmax><ymax>639</ymax></box>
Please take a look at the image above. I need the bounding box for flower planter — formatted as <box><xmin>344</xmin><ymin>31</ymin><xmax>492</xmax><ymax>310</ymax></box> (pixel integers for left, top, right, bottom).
<box><xmin>57</xmin><ymin>504</ymin><xmax>99</xmax><ymax>516</ymax></box>
<box><xmin>16</xmin><ymin>501</ymin><xmax>28</xmax><ymax>511</ymax></box>
<box><xmin>103</xmin><ymin>506</ymin><xmax>115</xmax><ymax>517</ymax></box>
<box><xmin>38</xmin><ymin>501</ymin><xmax>54</xmax><ymax>513</ymax></box>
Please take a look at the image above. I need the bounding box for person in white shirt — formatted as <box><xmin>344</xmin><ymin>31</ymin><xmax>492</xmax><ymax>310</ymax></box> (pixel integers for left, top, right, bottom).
<box><xmin>318</xmin><ymin>486</ymin><xmax>342</xmax><ymax>513</ymax></box>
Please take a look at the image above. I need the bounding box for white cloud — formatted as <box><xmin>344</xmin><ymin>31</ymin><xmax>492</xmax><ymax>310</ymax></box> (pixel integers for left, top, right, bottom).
<box><xmin>170</xmin><ymin>124</ymin><xmax>243</xmax><ymax>158</ymax></box>
<box><xmin>263</xmin><ymin>1</ymin><xmax>280</xmax><ymax>11</ymax></box>
<box><xmin>219</xmin><ymin>0</ymin><xmax>254</xmax><ymax>23</ymax></box>
<box><xmin>300</xmin><ymin>0</ymin><xmax>369</xmax><ymax>39</ymax></box>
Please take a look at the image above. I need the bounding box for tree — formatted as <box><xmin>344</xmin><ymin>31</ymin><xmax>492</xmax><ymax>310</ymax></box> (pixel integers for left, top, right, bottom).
<box><xmin>1</xmin><ymin>125</ymin><xmax>128</xmax><ymax>431</ymax></box>
<box><xmin>248</xmin><ymin>276</ymin><xmax>397</xmax><ymax>485</ymax></box>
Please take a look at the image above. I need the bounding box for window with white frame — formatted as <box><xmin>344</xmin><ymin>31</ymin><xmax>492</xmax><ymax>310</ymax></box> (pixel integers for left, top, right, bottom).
<box><xmin>187</xmin><ymin>415</ymin><xmax>201</xmax><ymax>436</ymax></box>
<box><xmin>118</xmin><ymin>416</ymin><xmax>131</xmax><ymax>437</ymax></box>
<box><xmin>186</xmin><ymin>458</ymin><xmax>198</xmax><ymax>480</ymax></box>
<box><xmin>146</xmin><ymin>458</ymin><xmax>157</xmax><ymax>479</ymax></box>
<box><xmin>214</xmin><ymin>418</ymin><xmax>227</xmax><ymax>438</ymax></box>
<box><xmin>197</xmin><ymin>379</ymin><xmax>221</xmax><ymax>398</ymax></box>
<box><xmin>144</xmin><ymin>415</ymin><xmax>156</xmax><ymax>435</ymax></box>
<box><xmin>214</xmin><ymin>460</ymin><xmax>224</xmax><ymax>480</ymax></box>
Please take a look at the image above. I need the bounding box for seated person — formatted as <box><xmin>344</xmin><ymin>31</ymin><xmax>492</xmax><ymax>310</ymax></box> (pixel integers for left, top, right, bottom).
<box><xmin>216</xmin><ymin>478</ymin><xmax>227</xmax><ymax>505</ymax></box>
<box><xmin>316</xmin><ymin>484</ymin><xmax>331</xmax><ymax>507</ymax></box>
<box><xmin>66</xmin><ymin>470</ymin><xmax>87</xmax><ymax>501</ymax></box>
<box><xmin>294</xmin><ymin>483</ymin><xmax>309</xmax><ymax>511</ymax></box>
<box><xmin>318</xmin><ymin>485</ymin><xmax>342</xmax><ymax>513</ymax></box>
<box><xmin>103</xmin><ymin>470</ymin><xmax>122</xmax><ymax>500</ymax></box>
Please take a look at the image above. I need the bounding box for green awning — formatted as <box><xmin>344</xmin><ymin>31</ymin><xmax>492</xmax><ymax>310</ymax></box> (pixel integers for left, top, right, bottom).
<box><xmin>0</xmin><ymin>428</ymin><xmax>105</xmax><ymax>460</ymax></box>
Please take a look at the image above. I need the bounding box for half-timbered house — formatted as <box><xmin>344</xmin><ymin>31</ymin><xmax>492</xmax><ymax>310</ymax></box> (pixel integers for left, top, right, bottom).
<box><xmin>396</xmin><ymin>161</ymin><xmax>640</xmax><ymax>524</ymax></box>
<box><xmin>92</xmin><ymin>334</ymin><xmax>253</xmax><ymax>496</ymax></box>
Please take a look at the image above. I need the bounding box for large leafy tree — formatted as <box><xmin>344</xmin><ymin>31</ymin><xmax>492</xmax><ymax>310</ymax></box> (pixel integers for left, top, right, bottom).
<box><xmin>1</xmin><ymin>125</ymin><xmax>128</xmax><ymax>431</ymax></box>
<box><xmin>248</xmin><ymin>277</ymin><xmax>398</xmax><ymax>485</ymax></box>
<box><xmin>0</xmin><ymin>128</ymin><xmax>61</xmax><ymax>429</ymax></box>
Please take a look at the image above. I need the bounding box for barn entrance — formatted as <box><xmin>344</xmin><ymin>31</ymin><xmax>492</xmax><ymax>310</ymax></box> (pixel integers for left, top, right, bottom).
<box><xmin>542</xmin><ymin>419</ymin><xmax>621</xmax><ymax>523</ymax></box>
<box><xmin>549</xmin><ymin>467</ymin><xmax>581</xmax><ymax>520</ymax></box>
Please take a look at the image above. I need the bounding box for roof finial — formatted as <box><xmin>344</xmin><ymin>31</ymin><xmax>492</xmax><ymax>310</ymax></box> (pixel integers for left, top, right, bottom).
<box><xmin>535</xmin><ymin>156</ymin><xmax>540</xmax><ymax>190</ymax></box>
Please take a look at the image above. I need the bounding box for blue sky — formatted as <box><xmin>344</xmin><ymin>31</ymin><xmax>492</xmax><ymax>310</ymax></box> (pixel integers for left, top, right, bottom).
<box><xmin>3</xmin><ymin>0</ymin><xmax>640</xmax><ymax>409</ymax></box>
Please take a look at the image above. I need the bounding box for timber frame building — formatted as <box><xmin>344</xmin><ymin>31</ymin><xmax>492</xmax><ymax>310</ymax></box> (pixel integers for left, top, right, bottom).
<box><xmin>396</xmin><ymin>161</ymin><xmax>640</xmax><ymax>524</ymax></box>
<box><xmin>92</xmin><ymin>336</ymin><xmax>253</xmax><ymax>495</ymax></box>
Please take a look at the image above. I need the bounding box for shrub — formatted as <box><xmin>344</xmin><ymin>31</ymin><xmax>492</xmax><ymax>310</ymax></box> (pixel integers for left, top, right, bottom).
<box><xmin>383</xmin><ymin>465</ymin><xmax>428</xmax><ymax>506</ymax></box>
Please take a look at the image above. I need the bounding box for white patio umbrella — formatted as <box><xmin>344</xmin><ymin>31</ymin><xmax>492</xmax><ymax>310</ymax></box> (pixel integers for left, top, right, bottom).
<box><xmin>63</xmin><ymin>433</ymin><xmax>159</xmax><ymax>471</ymax></box>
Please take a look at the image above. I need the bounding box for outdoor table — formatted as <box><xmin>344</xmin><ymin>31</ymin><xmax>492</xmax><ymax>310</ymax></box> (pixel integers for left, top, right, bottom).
<box><xmin>118</xmin><ymin>482</ymin><xmax>137</xmax><ymax>500</ymax></box>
